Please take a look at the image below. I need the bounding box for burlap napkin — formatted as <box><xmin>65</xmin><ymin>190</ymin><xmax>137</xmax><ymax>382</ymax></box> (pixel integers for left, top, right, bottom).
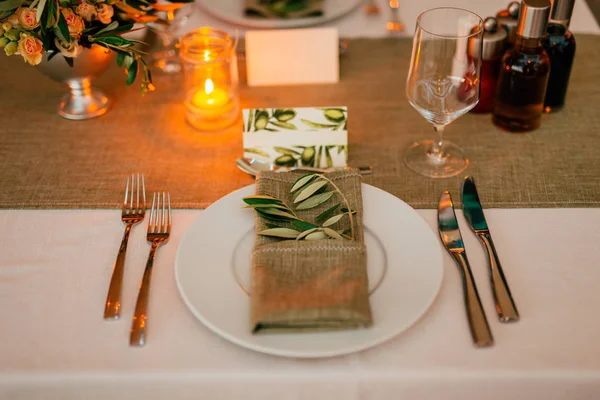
<box><xmin>244</xmin><ymin>0</ymin><xmax>324</xmax><ymax>19</ymax></box>
<box><xmin>250</xmin><ymin>169</ymin><xmax>373</xmax><ymax>334</ymax></box>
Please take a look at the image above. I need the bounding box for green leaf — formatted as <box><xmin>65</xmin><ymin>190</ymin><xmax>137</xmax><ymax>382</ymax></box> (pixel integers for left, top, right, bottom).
<box><xmin>96</xmin><ymin>21</ymin><xmax>119</xmax><ymax>35</ymax></box>
<box><xmin>246</xmin><ymin>109</ymin><xmax>253</xmax><ymax>132</ymax></box>
<box><xmin>0</xmin><ymin>0</ymin><xmax>25</xmax><ymax>11</ymax></box>
<box><xmin>296</xmin><ymin>191</ymin><xmax>334</xmax><ymax>210</ymax></box>
<box><xmin>305</xmin><ymin>231</ymin><xmax>327</xmax><ymax>241</ymax></box>
<box><xmin>273</xmin><ymin>146</ymin><xmax>301</xmax><ymax>156</ymax></box>
<box><xmin>322</xmin><ymin>213</ymin><xmax>345</xmax><ymax>227</ymax></box>
<box><xmin>325</xmin><ymin>146</ymin><xmax>333</xmax><ymax>168</ymax></box>
<box><xmin>264</xmin><ymin>222</ymin><xmax>282</xmax><ymax>229</ymax></box>
<box><xmin>243</xmin><ymin>203</ymin><xmax>289</xmax><ymax>211</ymax></box>
<box><xmin>244</xmin><ymin>148</ymin><xmax>270</xmax><ymax>158</ymax></box>
<box><xmin>322</xmin><ymin>228</ymin><xmax>343</xmax><ymax>240</ymax></box>
<box><xmin>258</xmin><ymin>228</ymin><xmax>300</xmax><ymax>239</ymax></box>
<box><xmin>296</xmin><ymin>228</ymin><xmax>319</xmax><ymax>240</ymax></box>
<box><xmin>126</xmin><ymin>59</ymin><xmax>138</xmax><ymax>86</ymax></box>
<box><xmin>294</xmin><ymin>180</ymin><xmax>328</xmax><ymax>204</ymax></box>
<box><xmin>270</xmin><ymin>121</ymin><xmax>297</xmax><ymax>130</ymax></box>
<box><xmin>290</xmin><ymin>174</ymin><xmax>317</xmax><ymax>193</ymax></box>
<box><xmin>116</xmin><ymin>52</ymin><xmax>126</xmax><ymax>68</ymax></box>
<box><xmin>316</xmin><ymin>203</ymin><xmax>340</xmax><ymax>223</ymax></box>
<box><xmin>0</xmin><ymin>8</ymin><xmax>17</xmax><ymax>19</ymax></box>
<box><xmin>35</xmin><ymin>0</ymin><xmax>47</xmax><ymax>22</ymax></box>
<box><xmin>340</xmin><ymin>207</ymin><xmax>357</xmax><ymax>215</ymax></box>
<box><xmin>257</xmin><ymin>207</ymin><xmax>299</xmax><ymax>220</ymax></box>
<box><xmin>56</xmin><ymin>11</ymin><xmax>70</xmax><ymax>43</ymax></box>
<box><xmin>256</xmin><ymin>209</ymin><xmax>289</xmax><ymax>222</ymax></box>
<box><xmin>301</xmin><ymin>119</ymin><xmax>339</xmax><ymax>129</ymax></box>
<box><xmin>242</xmin><ymin>195</ymin><xmax>282</xmax><ymax>205</ymax></box>
<box><xmin>291</xmin><ymin>220</ymin><xmax>318</xmax><ymax>232</ymax></box>
<box><xmin>64</xmin><ymin>56</ymin><xmax>74</xmax><ymax>67</ymax></box>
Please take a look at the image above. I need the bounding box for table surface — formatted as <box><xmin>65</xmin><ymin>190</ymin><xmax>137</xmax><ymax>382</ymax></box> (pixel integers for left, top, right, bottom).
<box><xmin>1</xmin><ymin>208</ymin><xmax>600</xmax><ymax>399</ymax></box>
<box><xmin>2</xmin><ymin>1</ymin><xmax>600</xmax><ymax>399</ymax></box>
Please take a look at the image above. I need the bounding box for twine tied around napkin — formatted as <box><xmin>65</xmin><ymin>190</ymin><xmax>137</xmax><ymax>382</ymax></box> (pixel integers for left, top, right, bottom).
<box><xmin>251</xmin><ymin>169</ymin><xmax>373</xmax><ymax>334</ymax></box>
<box><xmin>245</xmin><ymin>0</ymin><xmax>324</xmax><ymax>19</ymax></box>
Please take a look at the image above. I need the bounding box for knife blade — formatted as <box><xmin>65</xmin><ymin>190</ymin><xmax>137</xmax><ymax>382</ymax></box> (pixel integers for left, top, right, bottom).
<box><xmin>462</xmin><ymin>176</ymin><xmax>519</xmax><ymax>322</ymax></box>
<box><xmin>438</xmin><ymin>191</ymin><xmax>493</xmax><ymax>348</ymax></box>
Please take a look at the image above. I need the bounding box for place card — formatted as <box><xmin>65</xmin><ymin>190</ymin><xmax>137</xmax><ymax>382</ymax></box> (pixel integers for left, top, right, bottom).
<box><xmin>245</xmin><ymin>28</ymin><xmax>339</xmax><ymax>86</ymax></box>
<box><xmin>243</xmin><ymin>107</ymin><xmax>348</xmax><ymax>168</ymax></box>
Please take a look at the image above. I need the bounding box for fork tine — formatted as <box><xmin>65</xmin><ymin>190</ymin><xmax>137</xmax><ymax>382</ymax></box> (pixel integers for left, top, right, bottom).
<box><xmin>129</xmin><ymin>173</ymin><xmax>134</xmax><ymax>210</ymax></box>
<box><xmin>124</xmin><ymin>176</ymin><xmax>130</xmax><ymax>208</ymax></box>
<box><xmin>142</xmin><ymin>175</ymin><xmax>146</xmax><ymax>213</ymax></box>
<box><xmin>149</xmin><ymin>192</ymin><xmax>156</xmax><ymax>233</ymax></box>
<box><xmin>168</xmin><ymin>193</ymin><xmax>172</xmax><ymax>232</ymax></box>
<box><xmin>136</xmin><ymin>174</ymin><xmax>140</xmax><ymax>214</ymax></box>
<box><xmin>162</xmin><ymin>192</ymin><xmax>166</xmax><ymax>233</ymax></box>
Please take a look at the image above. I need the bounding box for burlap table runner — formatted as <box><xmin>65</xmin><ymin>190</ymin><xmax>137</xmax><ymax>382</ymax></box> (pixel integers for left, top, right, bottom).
<box><xmin>0</xmin><ymin>36</ymin><xmax>599</xmax><ymax>209</ymax></box>
<box><xmin>251</xmin><ymin>170</ymin><xmax>372</xmax><ymax>333</ymax></box>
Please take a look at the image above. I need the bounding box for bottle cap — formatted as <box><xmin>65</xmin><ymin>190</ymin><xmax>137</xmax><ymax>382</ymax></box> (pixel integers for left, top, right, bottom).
<box><xmin>550</xmin><ymin>0</ymin><xmax>575</xmax><ymax>24</ymax></box>
<box><xmin>517</xmin><ymin>0</ymin><xmax>551</xmax><ymax>39</ymax></box>
<box><xmin>469</xmin><ymin>17</ymin><xmax>508</xmax><ymax>60</ymax></box>
<box><xmin>496</xmin><ymin>2</ymin><xmax>520</xmax><ymax>40</ymax></box>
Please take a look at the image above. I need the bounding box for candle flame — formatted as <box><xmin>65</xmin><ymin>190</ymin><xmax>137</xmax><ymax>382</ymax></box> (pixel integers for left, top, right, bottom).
<box><xmin>205</xmin><ymin>78</ymin><xmax>214</xmax><ymax>95</ymax></box>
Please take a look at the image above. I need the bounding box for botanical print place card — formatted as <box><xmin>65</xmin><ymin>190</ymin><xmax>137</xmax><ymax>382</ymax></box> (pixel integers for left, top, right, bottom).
<box><xmin>243</xmin><ymin>107</ymin><xmax>348</xmax><ymax>168</ymax></box>
<box><xmin>245</xmin><ymin>28</ymin><xmax>339</xmax><ymax>86</ymax></box>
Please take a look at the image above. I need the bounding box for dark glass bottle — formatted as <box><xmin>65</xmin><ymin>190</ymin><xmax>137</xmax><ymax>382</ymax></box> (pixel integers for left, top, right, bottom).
<box><xmin>493</xmin><ymin>0</ymin><xmax>551</xmax><ymax>132</ymax></box>
<box><xmin>471</xmin><ymin>18</ymin><xmax>507</xmax><ymax>113</ymax></box>
<box><xmin>542</xmin><ymin>0</ymin><xmax>576</xmax><ymax>112</ymax></box>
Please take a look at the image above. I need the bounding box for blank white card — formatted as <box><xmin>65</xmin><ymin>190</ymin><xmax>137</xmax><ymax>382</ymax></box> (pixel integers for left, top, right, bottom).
<box><xmin>245</xmin><ymin>28</ymin><xmax>339</xmax><ymax>87</ymax></box>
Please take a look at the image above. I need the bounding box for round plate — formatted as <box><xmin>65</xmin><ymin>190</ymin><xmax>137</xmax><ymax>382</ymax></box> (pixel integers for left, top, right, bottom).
<box><xmin>175</xmin><ymin>184</ymin><xmax>443</xmax><ymax>358</ymax></box>
<box><xmin>198</xmin><ymin>0</ymin><xmax>362</xmax><ymax>29</ymax></box>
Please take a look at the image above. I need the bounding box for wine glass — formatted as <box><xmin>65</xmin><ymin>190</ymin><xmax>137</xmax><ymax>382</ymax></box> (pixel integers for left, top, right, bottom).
<box><xmin>147</xmin><ymin>1</ymin><xmax>195</xmax><ymax>73</ymax></box>
<box><xmin>405</xmin><ymin>8</ymin><xmax>483</xmax><ymax>178</ymax></box>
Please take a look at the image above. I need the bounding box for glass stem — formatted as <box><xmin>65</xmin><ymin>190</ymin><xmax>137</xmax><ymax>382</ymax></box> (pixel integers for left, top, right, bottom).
<box><xmin>430</xmin><ymin>124</ymin><xmax>445</xmax><ymax>159</ymax></box>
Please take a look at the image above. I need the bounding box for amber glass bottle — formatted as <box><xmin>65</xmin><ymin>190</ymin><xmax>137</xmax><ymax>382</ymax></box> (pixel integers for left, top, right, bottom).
<box><xmin>493</xmin><ymin>0</ymin><xmax>551</xmax><ymax>132</ymax></box>
<box><xmin>542</xmin><ymin>0</ymin><xmax>576</xmax><ymax>112</ymax></box>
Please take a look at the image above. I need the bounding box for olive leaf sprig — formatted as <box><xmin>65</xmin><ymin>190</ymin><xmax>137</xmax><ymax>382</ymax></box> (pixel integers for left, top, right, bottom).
<box><xmin>242</xmin><ymin>173</ymin><xmax>356</xmax><ymax>241</ymax></box>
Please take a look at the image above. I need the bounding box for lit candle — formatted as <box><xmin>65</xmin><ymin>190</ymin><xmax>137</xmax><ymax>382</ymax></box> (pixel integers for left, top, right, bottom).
<box><xmin>192</xmin><ymin>78</ymin><xmax>230</xmax><ymax>109</ymax></box>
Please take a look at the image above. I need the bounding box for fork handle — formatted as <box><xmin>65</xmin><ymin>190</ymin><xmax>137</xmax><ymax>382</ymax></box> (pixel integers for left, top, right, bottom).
<box><xmin>130</xmin><ymin>242</ymin><xmax>158</xmax><ymax>347</ymax></box>
<box><xmin>104</xmin><ymin>223</ymin><xmax>133</xmax><ymax>320</ymax></box>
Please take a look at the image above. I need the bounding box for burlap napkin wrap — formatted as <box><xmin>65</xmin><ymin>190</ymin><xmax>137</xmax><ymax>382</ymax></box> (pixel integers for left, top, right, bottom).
<box><xmin>245</xmin><ymin>0</ymin><xmax>324</xmax><ymax>19</ymax></box>
<box><xmin>251</xmin><ymin>169</ymin><xmax>373</xmax><ymax>334</ymax></box>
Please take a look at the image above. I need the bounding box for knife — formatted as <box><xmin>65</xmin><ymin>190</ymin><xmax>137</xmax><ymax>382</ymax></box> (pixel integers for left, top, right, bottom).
<box><xmin>462</xmin><ymin>176</ymin><xmax>519</xmax><ymax>322</ymax></box>
<box><xmin>438</xmin><ymin>191</ymin><xmax>494</xmax><ymax>347</ymax></box>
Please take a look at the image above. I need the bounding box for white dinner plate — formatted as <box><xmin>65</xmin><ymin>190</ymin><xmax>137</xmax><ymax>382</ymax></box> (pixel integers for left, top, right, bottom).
<box><xmin>175</xmin><ymin>184</ymin><xmax>443</xmax><ymax>358</ymax></box>
<box><xmin>198</xmin><ymin>0</ymin><xmax>362</xmax><ymax>29</ymax></box>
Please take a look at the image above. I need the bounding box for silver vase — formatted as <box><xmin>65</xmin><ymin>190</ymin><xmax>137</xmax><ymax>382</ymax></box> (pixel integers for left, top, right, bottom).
<box><xmin>37</xmin><ymin>45</ymin><xmax>115</xmax><ymax>120</ymax></box>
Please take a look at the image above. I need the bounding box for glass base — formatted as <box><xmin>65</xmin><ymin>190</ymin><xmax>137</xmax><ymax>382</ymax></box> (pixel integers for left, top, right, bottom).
<box><xmin>404</xmin><ymin>139</ymin><xmax>469</xmax><ymax>178</ymax></box>
<box><xmin>152</xmin><ymin>49</ymin><xmax>181</xmax><ymax>74</ymax></box>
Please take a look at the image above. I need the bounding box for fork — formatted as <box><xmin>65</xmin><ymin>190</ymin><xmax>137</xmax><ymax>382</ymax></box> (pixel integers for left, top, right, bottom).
<box><xmin>130</xmin><ymin>192</ymin><xmax>172</xmax><ymax>347</ymax></box>
<box><xmin>386</xmin><ymin>0</ymin><xmax>405</xmax><ymax>32</ymax></box>
<box><xmin>104</xmin><ymin>174</ymin><xmax>146</xmax><ymax>320</ymax></box>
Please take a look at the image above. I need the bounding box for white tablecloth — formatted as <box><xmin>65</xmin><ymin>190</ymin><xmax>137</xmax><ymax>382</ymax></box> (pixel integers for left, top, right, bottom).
<box><xmin>2</xmin><ymin>2</ymin><xmax>599</xmax><ymax>398</ymax></box>
<box><xmin>2</xmin><ymin>208</ymin><xmax>600</xmax><ymax>399</ymax></box>
<box><xmin>188</xmin><ymin>0</ymin><xmax>600</xmax><ymax>37</ymax></box>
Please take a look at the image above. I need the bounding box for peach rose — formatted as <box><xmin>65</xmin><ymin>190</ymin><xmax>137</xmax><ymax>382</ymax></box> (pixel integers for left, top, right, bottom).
<box><xmin>54</xmin><ymin>36</ymin><xmax>82</xmax><ymax>58</ymax></box>
<box><xmin>15</xmin><ymin>7</ymin><xmax>40</xmax><ymax>30</ymax></box>
<box><xmin>61</xmin><ymin>8</ymin><xmax>85</xmax><ymax>37</ymax></box>
<box><xmin>95</xmin><ymin>3</ymin><xmax>114</xmax><ymax>24</ymax></box>
<box><xmin>18</xmin><ymin>34</ymin><xmax>43</xmax><ymax>65</ymax></box>
<box><xmin>76</xmin><ymin>1</ymin><xmax>96</xmax><ymax>22</ymax></box>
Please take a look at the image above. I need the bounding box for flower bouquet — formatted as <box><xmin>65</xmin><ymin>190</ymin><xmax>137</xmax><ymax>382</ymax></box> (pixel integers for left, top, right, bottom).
<box><xmin>0</xmin><ymin>0</ymin><xmax>193</xmax><ymax>119</ymax></box>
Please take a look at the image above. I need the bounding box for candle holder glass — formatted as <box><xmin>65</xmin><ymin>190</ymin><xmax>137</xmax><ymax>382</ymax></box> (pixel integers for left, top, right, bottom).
<box><xmin>180</xmin><ymin>28</ymin><xmax>240</xmax><ymax>131</ymax></box>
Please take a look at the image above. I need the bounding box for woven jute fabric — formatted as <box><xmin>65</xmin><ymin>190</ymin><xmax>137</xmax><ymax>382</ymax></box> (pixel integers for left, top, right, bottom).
<box><xmin>251</xmin><ymin>170</ymin><xmax>372</xmax><ymax>333</ymax></box>
<box><xmin>0</xmin><ymin>36</ymin><xmax>599</xmax><ymax>209</ymax></box>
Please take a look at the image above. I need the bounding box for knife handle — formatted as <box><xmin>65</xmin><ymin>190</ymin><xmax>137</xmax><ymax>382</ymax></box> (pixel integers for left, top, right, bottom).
<box><xmin>477</xmin><ymin>232</ymin><xmax>520</xmax><ymax>322</ymax></box>
<box><xmin>451</xmin><ymin>251</ymin><xmax>494</xmax><ymax>347</ymax></box>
